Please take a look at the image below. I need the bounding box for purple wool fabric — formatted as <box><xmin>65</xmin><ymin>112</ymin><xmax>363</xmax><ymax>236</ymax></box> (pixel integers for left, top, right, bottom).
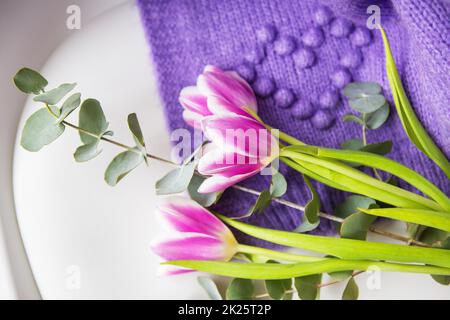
<box><xmin>137</xmin><ymin>0</ymin><xmax>450</xmax><ymax>245</ymax></box>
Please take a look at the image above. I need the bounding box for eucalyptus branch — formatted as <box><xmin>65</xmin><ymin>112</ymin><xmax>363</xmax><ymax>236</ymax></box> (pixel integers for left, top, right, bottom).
<box><xmin>55</xmin><ymin>114</ymin><xmax>429</xmax><ymax>247</ymax></box>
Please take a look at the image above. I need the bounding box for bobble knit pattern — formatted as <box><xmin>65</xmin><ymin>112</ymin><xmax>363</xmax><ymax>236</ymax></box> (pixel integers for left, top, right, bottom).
<box><xmin>137</xmin><ymin>0</ymin><xmax>450</xmax><ymax>246</ymax></box>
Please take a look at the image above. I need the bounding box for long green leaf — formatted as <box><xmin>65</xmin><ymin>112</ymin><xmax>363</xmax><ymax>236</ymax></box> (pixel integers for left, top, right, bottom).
<box><xmin>287</xmin><ymin>145</ymin><xmax>450</xmax><ymax>212</ymax></box>
<box><xmin>380</xmin><ymin>27</ymin><xmax>450</xmax><ymax>178</ymax></box>
<box><xmin>219</xmin><ymin>215</ymin><xmax>450</xmax><ymax>268</ymax></box>
<box><xmin>281</xmin><ymin>150</ymin><xmax>441</xmax><ymax>211</ymax></box>
<box><xmin>165</xmin><ymin>259</ymin><xmax>450</xmax><ymax>280</ymax></box>
<box><xmin>360</xmin><ymin>208</ymin><xmax>450</xmax><ymax>232</ymax></box>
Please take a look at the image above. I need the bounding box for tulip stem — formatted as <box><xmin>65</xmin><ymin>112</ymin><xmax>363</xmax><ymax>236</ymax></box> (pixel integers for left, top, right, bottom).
<box><xmin>55</xmin><ymin>116</ymin><xmax>429</xmax><ymax>247</ymax></box>
<box><xmin>236</xmin><ymin>244</ymin><xmax>326</xmax><ymax>263</ymax></box>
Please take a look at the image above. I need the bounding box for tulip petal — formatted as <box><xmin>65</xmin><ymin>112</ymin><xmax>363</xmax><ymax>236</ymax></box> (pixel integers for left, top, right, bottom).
<box><xmin>198</xmin><ymin>170</ymin><xmax>260</xmax><ymax>193</ymax></box>
<box><xmin>182</xmin><ymin>109</ymin><xmax>204</xmax><ymax>128</ymax></box>
<box><xmin>157</xmin><ymin>197</ymin><xmax>228</xmax><ymax>236</ymax></box>
<box><xmin>207</xmin><ymin>95</ymin><xmax>255</xmax><ymax>118</ymax></box>
<box><xmin>156</xmin><ymin>265</ymin><xmax>195</xmax><ymax>276</ymax></box>
<box><xmin>202</xmin><ymin>115</ymin><xmax>278</xmax><ymax>159</ymax></box>
<box><xmin>198</xmin><ymin>148</ymin><xmax>261</xmax><ymax>176</ymax></box>
<box><xmin>179</xmin><ymin>86</ymin><xmax>211</xmax><ymax>116</ymax></box>
<box><xmin>151</xmin><ymin>233</ymin><xmax>233</xmax><ymax>261</ymax></box>
<box><xmin>197</xmin><ymin>67</ymin><xmax>257</xmax><ymax>111</ymax></box>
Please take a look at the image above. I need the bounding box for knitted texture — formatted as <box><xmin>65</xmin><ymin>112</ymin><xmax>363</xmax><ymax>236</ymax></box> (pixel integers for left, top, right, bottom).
<box><xmin>137</xmin><ymin>0</ymin><xmax>450</xmax><ymax>245</ymax></box>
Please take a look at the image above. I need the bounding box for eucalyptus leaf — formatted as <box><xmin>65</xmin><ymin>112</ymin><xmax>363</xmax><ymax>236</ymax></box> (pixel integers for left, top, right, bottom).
<box><xmin>361</xmin><ymin>141</ymin><xmax>392</xmax><ymax>156</ymax></box>
<box><xmin>328</xmin><ymin>270</ymin><xmax>353</xmax><ymax>281</ymax></box>
<box><xmin>104</xmin><ymin>149</ymin><xmax>144</xmax><ymax>186</ymax></box>
<box><xmin>247</xmin><ymin>190</ymin><xmax>272</xmax><ymax>215</ymax></box>
<box><xmin>342</xmin><ymin>277</ymin><xmax>359</xmax><ymax>300</ymax></box>
<box><xmin>264</xmin><ymin>261</ymin><xmax>292</xmax><ymax>300</ymax></box>
<box><xmin>197</xmin><ymin>276</ymin><xmax>223</xmax><ymax>300</ymax></box>
<box><xmin>340</xmin><ymin>212</ymin><xmax>377</xmax><ymax>240</ymax></box>
<box><xmin>294</xmin><ymin>219</ymin><xmax>320</xmax><ymax>233</ymax></box>
<box><xmin>13</xmin><ymin>67</ymin><xmax>48</xmax><ymax>94</ymax></box>
<box><xmin>56</xmin><ymin>93</ymin><xmax>81</xmax><ymax>123</ymax></box>
<box><xmin>127</xmin><ymin>113</ymin><xmax>146</xmax><ymax>149</ymax></box>
<box><xmin>343</xmin><ymin>82</ymin><xmax>381</xmax><ymax>99</ymax></box>
<box><xmin>270</xmin><ymin>171</ymin><xmax>287</xmax><ymax>198</ymax></box>
<box><xmin>303</xmin><ymin>176</ymin><xmax>320</xmax><ymax>224</ymax></box>
<box><xmin>366</xmin><ymin>102</ymin><xmax>390</xmax><ymax>129</ymax></box>
<box><xmin>74</xmin><ymin>141</ymin><xmax>101</xmax><ymax>162</ymax></box>
<box><xmin>155</xmin><ymin>161</ymin><xmax>197</xmax><ymax>195</ymax></box>
<box><xmin>294</xmin><ymin>274</ymin><xmax>322</xmax><ymax>300</ymax></box>
<box><xmin>33</xmin><ymin>83</ymin><xmax>76</xmax><ymax>105</ymax></box>
<box><xmin>188</xmin><ymin>175</ymin><xmax>222</xmax><ymax>207</ymax></box>
<box><xmin>335</xmin><ymin>195</ymin><xmax>377</xmax><ymax>220</ymax></box>
<box><xmin>349</xmin><ymin>94</ymin><xmax>386</xmax><ymax>113</ymax></box>
<box><xmin>78</xmin><ymin>99</ymin><xmax>109</xmax><ymax>144</ymax></box>
<box><xmin>343</xmin><ymin>114</ymin><xmax>365</xmax><ymax>126</ymax></box>
<box><xmin>341</xmin><ymin>138</ymin><xmax>364</xmax><ymax>151</ymax></box>
<box><xmin>226</xmin><ymin>278</ymin><xmax>254</xmax><ymax>300</ymax></box>
<box><xmin>21</xmin><ymin>107</ymin><xmax>65</xmax><ymax>152</ymax></box>
<box><xmin>431</xmin><ymin>237</ymin><xmax>450</xmax><ymax>285</ymax></box>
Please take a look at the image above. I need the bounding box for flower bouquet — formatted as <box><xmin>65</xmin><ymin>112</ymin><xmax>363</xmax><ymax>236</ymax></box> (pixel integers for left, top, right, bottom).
<box><xmin>13</xmin><ymin>28</ymin><xmax>449</xmax><ymax>300</ymax></box>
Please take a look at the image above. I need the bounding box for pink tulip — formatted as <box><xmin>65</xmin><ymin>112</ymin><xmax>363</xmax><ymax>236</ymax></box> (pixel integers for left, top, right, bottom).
<box><xmin>179</xmin><ymin>65</ymin><xmax>257</xmax><ymax>128</ymax></box>
<box><xmin>197</xmin><ymin>115</ymin><xmax>279</xmax><ymax>193</ymax></box>
<box><xmin>151</xmin><ymin>197</ymin><xmax>238</xmax><ymax>275</ymax></box>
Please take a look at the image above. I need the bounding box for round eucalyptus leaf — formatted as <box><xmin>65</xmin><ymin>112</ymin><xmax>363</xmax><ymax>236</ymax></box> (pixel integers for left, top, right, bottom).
<box><xmin>304</xmin><ymin>176</ymin><xmax>320</xmax><ymax>224</ymax></box>
<box><xmin>294</xmin><ymin>219</ymin><xmax>320</xmax><ymax>233</ymax></box>
<box><xmin>265</xmin><ymin>277</ymin><xmax>292</xmax><ymax>300</ymax></box>
<box><xmin>340</xmin><ymin>212</ymin><xmax>377</xmax><ymax>240</ymax></box>
<box><xmin>294</xmin><ymin>274</ymin><xmax>322</xmax><ymax>300</ymax></box>
<box><xmin>342</xmin><ymin>114</ymin><xmax>365</xmax><ymax>126</ymax></box>
<box><xmin>366</xmin><ymin>102</ymin><xmax>390</xmax><ymax>129</ymax></box>
<box><xmin>188</xmin><ymin>175</ymin><xmax>222</xmax><ymax>207</ymax></box>
<box><xmin>335</xmin><ymin>195</ymin><xmax>377</xmax><ymax>219</ymax></box>
<box><xmin>247</xmin><ymin>189</ymin><xmax>272</xmax><ymax>215</ymax></box>
<box><xmin>342</xmin><ymin>277</ymin><xmax>359</xmax><ymax>300</ymax></box>
<box><xmin>21</xmin><ymin>107</ymin><xmax>65</xmax><ymax>152</ymax></box>
<box><xmin>74</xmin><ymin>141</ymin><xmax>101</xmax><ymax>162</ymax></box>
<box><xmin>341</xmin><ymin>138</ymin><xmax>364</xmax><ymax>151</ymax></box>
<box><xmin>127</xmin><ymin>113</ymin><xmax>146</xmax><ymax>148</ymax></box>
<box><xmin>360</xmin><ymin>140</ymin><xmax>393</xmax><ymax>156</ymax></box>
<box><xmin>343</xmin><ymin>82</ymin><xmax>381</xmax><ymax>99</ymax></box>
<box><xmin>104</xmin><ymin>150</ymin><xmax>144</xmax><ymax>186</ymax></box>
<box><xmin>78</xmin><ymin>99</ymin><xmax>109</xmax><ymax>144</ymax></box>
<box><xmin>349</xmin><ymin>94</ymin><xmax>386</xmax><ymax>113</ymax></box>
<box><xmin>270</xmin><ymin>171</ymin><xmax>287</xmax><ymax>198</ymax></box>
<box><xmin>226</xmin><ymin>278</ymin><xmax>254</xmax><ymax>300</ymax></box>
<box><xmin>197</xmin><ymin>276</ymin><xmax>223</xmax><ymax>300</ymax></box>
<box><xmin>13</xmin><ymin>67</ymin><xmax>48</xmax><ymax>94</ymax></box>
<box><xmin>155</xmin><ymin>160</ymin><xmax>197</xmax><ymax>195</ymax></box>
<box><xmin>57</xmin><ymin>93</ymin><xmax>81</xmax><ymax>123</ymax></box>
<box><xmin>33</xmin><ymin>83</ymin><xmax>77</xmax><ymax>105</ymax></box>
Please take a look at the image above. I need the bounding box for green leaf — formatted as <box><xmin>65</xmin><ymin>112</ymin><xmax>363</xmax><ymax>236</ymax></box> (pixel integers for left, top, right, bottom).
<box><xmin>187</xmin><ymin>175</ymin><xmax>222</xmax><ymax>207</ymax></box>
<box><xmin>294</xmin><ymin>146</ymin><xmax>450</xmax><ymax>212</ymax></box>
<box><xmin>13</xmin><ymin>67</ymin><xmax>48</xmax><ymax>94</ymax></box>
<box><xmin>247</xmin><ymin>190</ymin><xmax>272</xmax><ymax>215</ymax></box>
<box><xmin>343</xmin><ymin>82</ymin><xmax>382</xmax><ymax>99</ymax></box>
<box><xmin>197</xmin><ymin>276</ymin><xmax>223</xmax><ymax>300</ymax></box>
<box><xmin>218</xmin><ymin>215</ymin><xmax>450</xmax><ymax>268</ymax></box>
<box><xmin>303</xmin><ymin>176</ymin><xmax>320</xmax><ymax>224</ymax></box>
<box><xmin>294</xmin><ymin>274</ymin><xmax>322</xmax><ymax>300</ymax></box>
<box><xmin>294</xmin><ymin>219</ymin><xmax>320</xmax><ymax>233</ymax></box>
<box><xmin>33</xmin><ymin>83</ymin><xmax>76</xmax><ymax>105</ymax></box>
<box><xmin>74</xmin><ymin>141</ymin><xmax>101</xmax><ymax>162</ymax></box>
<box><xmin>56</xmin><ymin>93</ymin><xmax>81</xmax><ymax>123</ymax></box>
<box><xmin>104</xmin><ymin>149</ymin><xmax>144</xmax><ymax>186</ymax></box>
<box><xmin>380</xmin><ymin>27</ymin><xmax>450</xmax><ymax>179</ymax></box>
<box><xmin>340</xmin><ymin>212</ymin><xmax>377</xmax><ymax>240</ymax></box>
<box><xmin>226</xmin><ymin>278</ymin><xmax>254</xmax><ymax>300</ymax></box>
<box><xmin>343</xmin><ymin>114</ymin><xmax>365</xmax><ymax>126</ymax></box>
<box><xmin>166</xmin><ymin>258</ymin><xmax>450</xmax><ymax>280</ymax></box>
<box><xmin>78</xmin><ymin>99</ymin><xmax>109</xmax><ymax>144</ymax></box>
<box><xmin>342</xmin><ymin>277</ymin><xmax>359</xmax><ymax>300</ymax></box>
<box><xmin>155</xmin><ymin>161</ymin><xmax>197</xmax><ymax>195</ymax></box>
<box><xmin>21</xmin><ymin>107</ymin><xmax>65</xmax><ymax>152</ymax></box>
<box><xmin>127</xmin><ymin>113</ymin><xmax>146</xmax><ymax>149</ymax></box>
<box><xmin>335</xmin><ymin>195</ymin><xmax>377</xmax><ymax>220</ymax></box>
<box><xmin>360</xmin><ymin>208</ymin><xmax>450</xmax><ymax>233</ymax></box>
<box><xmin>265</xmin><ymin>278</ymin><xmax>292</xmax><ymax>300</ymax></box>
<box><xmin>328</xmin><ymin>270</ymin><xmax>353</xmax><ymax>281</ymax></box>
<box><xmin>341</xmin><ymin>138</ymin><xmax>364</xmax><ymax>151</ymax></box>
<box><xmin>366</xmin><ymin>102</ymin><xmax>390</xmax><ymax>129</ymax></box>
<box><xmin>349</xmin><ymin>94</ymin><xmax>386</xmax><ymax>113</ymax></box>
<box><xmin>431</xmin><ymin>237</ymin><xmax>450</xmax><ymax>285</ymax></box>
<box><xmin>270</xmin><ymin>171</ymin><xmax>287</xmax><ymax>198</ymax></box>
<box><xmin>361</xmin><ymin>141</ymin><xmax>392</xmax><ymax>156</ymax></box>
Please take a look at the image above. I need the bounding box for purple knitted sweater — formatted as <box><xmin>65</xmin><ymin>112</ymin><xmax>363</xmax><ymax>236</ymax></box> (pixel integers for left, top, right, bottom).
<box><xmin>137</xmin><ymin>0</ymin><xmax>450</xmax><ymax>244</ymax></box>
